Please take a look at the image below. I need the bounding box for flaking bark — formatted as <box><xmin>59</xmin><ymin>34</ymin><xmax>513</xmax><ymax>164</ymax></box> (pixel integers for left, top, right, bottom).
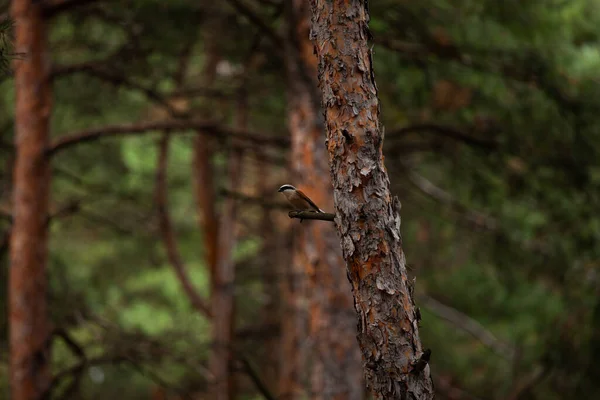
<box><xmin>309</xmin><ymin>1</ymin><xmax>435</xmax><ymax>399</ymax></box>
<box><xmin>284</xmin><ymin>1</ymin><xmax>364</xmax><ymax>399</ymax></box>
<box><xmin>9</xmin><ymin>1</ymin><xmax>53</xmax><ymax>399</ymax></box>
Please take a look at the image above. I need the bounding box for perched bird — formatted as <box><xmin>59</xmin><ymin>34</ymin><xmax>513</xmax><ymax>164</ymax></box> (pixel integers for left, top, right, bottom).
<box><xmin>278</xmin><ymin>184</ymin><xmax>324</xmax><ymax>213</ymax></box>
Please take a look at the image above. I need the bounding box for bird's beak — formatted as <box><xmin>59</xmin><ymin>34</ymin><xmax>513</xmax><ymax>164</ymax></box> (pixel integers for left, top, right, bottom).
<box><xmin>277</xmin><ymin>188</ymin><xmax>283</xmax><ymax>192</ymax></box>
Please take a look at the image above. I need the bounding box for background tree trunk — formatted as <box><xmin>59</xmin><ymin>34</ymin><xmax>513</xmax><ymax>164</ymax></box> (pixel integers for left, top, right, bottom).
<box><xmin>9</xmin><ymin>1</ymin><xmax>53</xmax><ymax>399</ymax></box>
<box><xmin>191</xmin><ymin>43</ymin><xmax>221</xmax><ymax>292</ymax></box>
<box><xmin>208</xmin><ymin>85</ymin><xmax>246</xmax><ymax>400</ymax></box>
<box><xmin>282</xmin><ymin>1</ymin><xmax>364</xmax><ymax>399</ymax></box>
<box><xmin>309</xmin><ymin>1</ymin><xmax>435</xmax><ymax>399</ymax></box>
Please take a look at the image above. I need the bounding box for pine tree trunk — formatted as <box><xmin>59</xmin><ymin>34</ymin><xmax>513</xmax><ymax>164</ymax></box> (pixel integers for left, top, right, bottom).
<box><xmin>282</xmin><ymin>1</ymin><xmax>364</xmax><ymax>399</ymax></box>
<box><xmin>9</xmin><ymin>1</ymin><xmax>53</xmax><ymax>399</ymax></box>
<box><xmin>208</xmin><ymin>83</ymin><xmax>246</xmax><ymax>400</ymax></box>
<box><xmin>191</xmin><ymin>38</ymin><xmax>221</xmax><ymax>290</ymax></box>
<box><xmin>309</xmin><ymin>1</ymin><xmax>435</xmax><ymax>399</ymax></box>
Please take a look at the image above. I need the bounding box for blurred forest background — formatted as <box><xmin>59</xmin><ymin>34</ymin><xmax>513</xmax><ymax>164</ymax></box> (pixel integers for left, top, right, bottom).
<box><xmin>1</xmin><ymin>0</ymin><xmax>600</xmax><ymax>399</ymax></box>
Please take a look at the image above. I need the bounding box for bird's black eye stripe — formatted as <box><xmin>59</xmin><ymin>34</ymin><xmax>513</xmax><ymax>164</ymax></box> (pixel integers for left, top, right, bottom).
<box><xmin>278</xmin><ymin>185</ymin><xmax>295</xmax><ymax>192</ymax></box>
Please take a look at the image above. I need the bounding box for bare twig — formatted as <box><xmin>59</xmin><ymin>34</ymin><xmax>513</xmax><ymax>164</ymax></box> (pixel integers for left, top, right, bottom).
<box><xmin>419</xmin><ymin>295</ymin><xmax>515</xmax><ymax>360</ymax></box>
<box><xmin>287</xmin><ymin>210</ymin><xmax>335</xmax><ymax>222</ymax></box>
<box><xmin>51</xmin><ymin>355</ymin><xmax>128</xmax><ymax>389</ymax></box>
<box><xmin>49</xmin><ymin>119</ymin><xmax>288</xmax><ymax>155</ymax></box>
<box><xmin>53</xmin><ymin>328</ymin><xmax>85</xmax><ymax>359</ymax></box>
<box><xmin>43</xmin><ymin>0</ymin><xmax>101</xmax><ymax>17</ymax></box>
<box><xmin>155</xmin><ymin>134</ymin><xmax>212</xmax><ymax>318</ymax></box>
<box><xmin>410</xmin><ymin>349</ymin><xmax>432</xmax><ymax>375</ymax></box>
<box><xmin>220</xmin><ymin>189</ymin><xmax>288</xmax><ymax>210</ymax></box>
<box><xmin>387</xmin><ymin>123</ymin><xmax>497</xmax><ymax>150</ymax></box>
<box><xmin>50</xmin><ymin>64</ymin><xmax>186</xmax><ymax>117</ymax></box>
<box><xmin>0</xmin><ymin>229</ymin><xmax>10</xmax><ymax>256</ymax></box>
<box><xmin>404</xmin><ymin>165</ymin><xmax>498</xmax><ymax>231</ymax></box>
<box><xmin>507</xmin><ymin>365</ymin><xmax>549</xmax><ymax>400</ymax></box>
<box><xmin>227</xmin><ymin>0</ymin><xmax>283</xmax><ymax>50</ymax></box>
<box><xmin>237</xmin><ymin>356</ymin><xmax>277</xmax><ymax>400</ymax></box>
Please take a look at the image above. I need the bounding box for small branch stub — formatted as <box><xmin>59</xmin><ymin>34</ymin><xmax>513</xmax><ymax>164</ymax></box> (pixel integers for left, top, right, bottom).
<box><xmin>411</xmin><ymin>349</ymin><xmax>432</xmax><ymax>375</ymax></box>
<box><xmin>288</xmin><ymin>210</ymin><xmax>335</xmax><ymax>222</ymax></box>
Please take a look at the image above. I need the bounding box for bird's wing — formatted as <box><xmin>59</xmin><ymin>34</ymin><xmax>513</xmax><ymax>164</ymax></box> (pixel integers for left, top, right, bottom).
<box><xmin>298</xmin><ymin>189</ymin><xmax>324</xmax><ymax>213</ymax></box>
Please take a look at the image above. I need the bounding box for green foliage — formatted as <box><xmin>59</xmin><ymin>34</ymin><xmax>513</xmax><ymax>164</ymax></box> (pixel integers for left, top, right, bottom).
<box><xmin>1</xmin><ymin>0</ymin><xmax>600</xmax><ymax>398</ymax></box>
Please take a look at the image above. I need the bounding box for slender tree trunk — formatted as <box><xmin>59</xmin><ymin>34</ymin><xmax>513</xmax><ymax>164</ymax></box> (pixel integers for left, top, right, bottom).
<box><xmin>309</xmin><ymin>1</ymin><xmax>435</xmax><ymax>399</ymax></box>
<box><xmin>282</xmin><ymin>1</ymin><xmax>364</xmax><ymax>399</ymax></box>
<box><xmin>191</xmin><ymin>20</ymin><xmax>222</xmax><ymax>292</ymax></box>
<box><xmin>9</xmin><ymin>1</ymin><xmax>53</xmax><ymax>399</ymax></box>
<box><xmin>257</xmin><ymin>150</ymin><xmax>280</xmax><ymax>386</ymax></box>
<box><xmin>208</xmin><ymin>85</ymin><xmax>246</xmax><ymax>400</ymax></box>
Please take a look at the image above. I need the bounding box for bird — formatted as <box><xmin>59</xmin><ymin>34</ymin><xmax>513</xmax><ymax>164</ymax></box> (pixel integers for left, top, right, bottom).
<box><xmin>278</xmin><ymin>184</ymin><xmax>324</xmax><ymax>213</ymax></box>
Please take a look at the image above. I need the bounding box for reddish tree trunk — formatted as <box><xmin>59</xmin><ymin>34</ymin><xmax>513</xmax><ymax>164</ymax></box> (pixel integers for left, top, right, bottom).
<box><xmin>309</xmin><ymin>1</ymin><xmax>435</xmax><ymax>399</ymax></box>
<box><xmin>208</xmin><ymin>87</ymin><xmax>246</xmax><ymax>400</ymax></box>
<box><xmin>257</xmin><ymin>151</ymin><xmax>281</xmax><ymax>385</ymax></box>
<box><xmin>191</xmin><ymin>27</ymin><xmax>221</xmax><ymax>291</ymax></box>
<box><xmin>281</xmin><ymin>1</ymin><xmax>364</xmax><ymax>399</ymax></box>
<box><xmin>9</xmin><ymin>1</ymin><xmax>53</xmax><ymax>399</ymax></box>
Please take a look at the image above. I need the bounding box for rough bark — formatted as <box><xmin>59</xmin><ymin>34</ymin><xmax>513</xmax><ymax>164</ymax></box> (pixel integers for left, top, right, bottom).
<box><xmin>9</xmin><ymin>1</ymin><xmax>53</xmax><ymax>399</ymax></box>
<box><xmin>309</xmin><ymin>1</ymin><xmax>435</xmax><ymax>399</ymax></box>
<box><xmin>282</xmin><ymin>1</ymin><xmax>364</xmax><ymax>399</ymax></box>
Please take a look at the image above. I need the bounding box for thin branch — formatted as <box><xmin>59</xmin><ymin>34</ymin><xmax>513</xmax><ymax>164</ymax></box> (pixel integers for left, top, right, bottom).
<box><xmin>50</xmin><ymin>64</ymin><xmax>186</xmax><ymax>118</ymax></box>
<box><xmin>53</xmin><ymin>328</ymin><xmax>85</xmax><ymax>359</ymax></box>
<box><xmin>0</xmin><ymin>228</ymin><xmax>10</xmax><ymax>258</ymax></box>
<box><xmin>51</xmin><ymin>355</ymin><xmax>128</xmax><ymax>386</ymax></box>
<box><xmin>126</xmin><ymin>359</ymin><xmax>195</xmax><ymax>400</ymax></box>
<box><xmin>0</xmin><ymin>209</ymin><xmax>10</xmax><ymax>222</ymax></box>
<box><xmin>1</xmin><ymin>200</ymin><xmax>81</xmax><ymax>225</ymax></box>
<box><xmin>237</xmin><ymin>356</ymin><xmax>277</xmax><ymax>400</ymax></box>
<box><xmin>287</xmin><ymin>210</ymin><xmax>335</xmax><ymax>222</ymax></box>
<box><xmin>419</xmin><ymin>295</ymin><xmax>515</xmax><ymax>360</ymax></box>
<box><xmin>404</xmin><ymin>165</ymin><xmax>498</xmax><ymax>231</ymax></box>
<box><xmin>49</xmin><ymin>119</ymin><xmax>288</xmax><ymax>155</ymax></box>
<box><xmin>386</xmin><ymin>123</ymin><xmax>497</xmax><ymax>150</ymax></box>
<box><xmin>220</xmin><ymin>188</ymin><xmax>289</xmax><ymax>210</ymax></box>
<box><xmin>375</xmin><ymin>35</ymin><xmax>582</xmax><ymax>113</ymax></box>
<box><xmin>155</xmin><ymin>134</ymin><xmax>212</xmax><ymax>318</ymax></box>
<box><xmin>507</xmin><ymin>365</ymin><xmax>549</xmax><ymax>400</ymax></box>
<box><xmin>43</xmin><ymin>0</ymin><xmax>101</xmax><ymax>17</ymax></box>
<box><xmin>170</xmin><ymin>86</ymin><xmax>231</xmax><ymax>99</ymax></box>
<box><xmin>227</xmin><ymin>0</ymin><xmax>284</xmax><ymax>50</ymax></box>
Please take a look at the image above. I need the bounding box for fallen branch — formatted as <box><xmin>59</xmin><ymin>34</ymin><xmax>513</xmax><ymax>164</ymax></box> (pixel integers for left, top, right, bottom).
<box><xmin>287</xmin><ymin>210</ymin><xmax>335</xmax><ymax>222</ymax></box>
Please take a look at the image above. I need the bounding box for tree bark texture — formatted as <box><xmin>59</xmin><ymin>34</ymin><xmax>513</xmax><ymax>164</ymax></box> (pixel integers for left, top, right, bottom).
<box><xmin>309</xmin><ymin>1</ymin><xmax>435</xmax><ymax>399</ymax></box>
<box><xmin>9</xmin><ymin>1</ymin><xmax>53</xmax><ymax>399</ymax></box>
<box><xmin>283</xmin><ymin>1</ymin><xmax>364</xmax><ymax>399</ymax></box>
